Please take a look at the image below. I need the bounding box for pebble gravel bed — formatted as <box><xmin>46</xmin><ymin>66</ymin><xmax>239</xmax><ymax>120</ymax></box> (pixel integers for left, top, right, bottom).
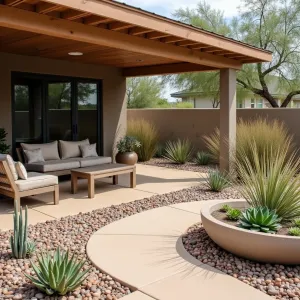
<box><xmin>0</xmin><ymin>185</ymin><xmax>240</xmax><ymax>300</ymax></box>
<box><xmin>183</xmin><ymin>224</ymin><xmax>300</xmax><ymax>300</ymax></box>
<box><xmin>140</xmin><ymin>158</ymin><xmax>217</xmax><ymax>173</ymax></box>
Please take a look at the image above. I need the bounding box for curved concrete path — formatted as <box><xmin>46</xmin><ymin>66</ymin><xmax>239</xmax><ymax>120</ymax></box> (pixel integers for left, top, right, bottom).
<box><xmin>87</xmin><ymin>200</ymin><xmax>271</xmax><ymax>300</ymax></box>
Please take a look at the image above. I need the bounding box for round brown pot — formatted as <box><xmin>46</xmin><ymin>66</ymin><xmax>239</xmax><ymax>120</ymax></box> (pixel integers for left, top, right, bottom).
<box><xmin>116</xmin><ymin>152</ymin><xmax>138</xmax><ymax>165</ymax></box>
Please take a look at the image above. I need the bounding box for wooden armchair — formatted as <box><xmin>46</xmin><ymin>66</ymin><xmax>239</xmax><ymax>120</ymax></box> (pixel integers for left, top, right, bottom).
<box><xmin>0</xmin><ymin>160</ymin><xmax>59</xmax><ymax>211</ymax></box>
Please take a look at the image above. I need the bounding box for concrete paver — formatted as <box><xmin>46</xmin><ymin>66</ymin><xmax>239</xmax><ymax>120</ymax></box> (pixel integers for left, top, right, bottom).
<box><xmin>121</xmin><ymin>291</ymin><xmax>155</xmax><ymax>300</ymax></box>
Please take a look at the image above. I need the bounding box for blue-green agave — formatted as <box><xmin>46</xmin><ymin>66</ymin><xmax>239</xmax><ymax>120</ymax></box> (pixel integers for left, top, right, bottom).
<box><xmin>239</xmin><ymin>207</ymin><xmax>282</xmax><ymax>233</ymax></box>
<box><xmin>10</xmin><ymin>203</ymin><xmax>36</xmax><ymax>259</ymax></box>
<box><xmin>24</xmin><ymin>248</ymin><xmax>90</xmax><ymax>295</ymax></box>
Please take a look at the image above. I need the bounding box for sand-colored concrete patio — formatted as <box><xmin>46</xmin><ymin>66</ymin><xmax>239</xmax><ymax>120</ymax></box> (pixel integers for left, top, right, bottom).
<box><xmin>87</xmin><ymin>200</ymin><xmax>271</xmax><ymax>300</ymax></box>
<box><xmin>0</xmin><ymin>164</ymin><xmax>202</xmax><ymax>230</ymax></box>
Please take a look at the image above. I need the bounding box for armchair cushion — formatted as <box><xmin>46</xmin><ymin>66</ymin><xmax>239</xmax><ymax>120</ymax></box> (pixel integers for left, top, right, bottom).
<box><xmin>15</xmin><ymin>172</ymin><xmax>58</xmax><ymax>192</ymax></box>
<box><xmin>0</xmin><ymin>154</ymin><xmax>18</xmax><ymax>181</ymax></box>
<box><xmin>15</xmin><ymin>162</ymin><xmax>28</xmax><ymax>180</ymax></box>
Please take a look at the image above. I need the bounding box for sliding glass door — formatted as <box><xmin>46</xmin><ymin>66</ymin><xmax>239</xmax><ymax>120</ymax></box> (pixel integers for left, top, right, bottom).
<box><xmin>12</xmin><ymin>72</ymin><xmax>103</xmax><ymax>158</ymax></box>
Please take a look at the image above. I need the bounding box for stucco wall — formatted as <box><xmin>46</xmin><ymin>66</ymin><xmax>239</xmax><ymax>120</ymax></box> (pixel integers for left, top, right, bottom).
<box><xmin>128</xmin><ymin>109</ymin><xmax>300</xmax><ymax>151</ymax></box>
<box><xmin>0</xmin><ymin>52</ymin><xmax>127</xmax><ymax>156</ymax></box>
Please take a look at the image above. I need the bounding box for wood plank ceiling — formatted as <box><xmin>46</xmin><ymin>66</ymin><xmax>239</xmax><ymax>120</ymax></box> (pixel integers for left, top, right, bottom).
<box><xmin>0</xmin><ymin>0</ymin><xmax>272</xmax><ymax>75</ymax></box>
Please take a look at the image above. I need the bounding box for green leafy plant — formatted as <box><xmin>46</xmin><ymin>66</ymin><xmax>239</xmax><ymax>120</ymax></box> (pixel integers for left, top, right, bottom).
<box><xmin>205</xmin><ymin>170</ymin><xmax>230</xmax><ymax>192</ymax></box>
<box><xmin>127</xmin><ymin>119</ymin><xmax>158</xmax><ymax>161</ymax></box>
<box><xmin>24</xmin><ymin>248</ymin><xmax>90</xmax><ymax>295</ymax></box>
<box><xmin>163</xmin><ymin>139</ymin><xmax>193</xmax><ymax>164</ymax></box>
<box><xmin>236</xmin><ymin>142</ymin><xmax>300</xmax><ymax>221</ymax></box>
<box><xmin>116</xmin><ymin>136</ymin><xmax>141</xmax><ymax>154</ymax></box>
<box><xmin>226</xmin><ymin>208</ymin><xmax>242</xmax><ymax>221</ymax></box>
<box><xmin>220</xmin><ymin>204</ymin><xmax>231</xmax><ymax>212</ymax></box>
<box><xmin>203</xmin><ymin>119</ymin><xmax>293</xmax><ymax>165</ymax></box>
<box><xmin>154</xmin><ymin>144</ymin><xmax>165</xmax><ymax>158</ymax></box>
<box><xmin>239</xmin><ymin>207</ymin><xmax>282</xmax><ymax>233</ymax></box>
<box><xmin>288</xmin><ymin>227</ymin><xmax>300</xmax><ymax>236</ymax></box>
<box><xmin>10</xmin><ymin>203</ymin><xmax>36</xmax><ymax>259</ymax></box>
<box><xmin>195</xmin><ymin>151</ymin><xmax>211</xmax><ymax>165</ymax></box>
<box><xmin>0</xmin><ymin>128</ymin><xmax>10</xmax><ymax>154</ymax></box>
<box><xmin>293</xmin><ymin>218</ymin><xmax>300</xmax><ymax>227</ymax></box>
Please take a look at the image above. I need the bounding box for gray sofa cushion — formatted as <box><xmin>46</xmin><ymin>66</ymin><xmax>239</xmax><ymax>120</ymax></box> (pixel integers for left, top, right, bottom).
<box><xmin>23</xmin><ymin>149</ymin><xmax>45</xmax><ymax>164</ymax></box>
<box><xmin>80</xmin><ymin>143</ymin><xmax>98</xmax><ymax>158</ymax></box>
<box><xmin>79</xmin><ymin>156</ymin><xmax>112</xmax><ymax>168</ymax></box>
<box><xmin>15</xmin><ymin>172</ymin><xmax>58</xmax><ymax>192</ymax></box>
<box><xmin>21</xmin><ymin>141</ymin><xmax>60</xmax><ymax>161</ymax></box>
<box><xmin>59</xmin><ymin>139</ymin><xmax>89</xmax><ymax>160</ymax></box>
<box><xmin>25</xmin><ymin>159</ymin><xmax>80</xmax><ymax>173</ymax></box>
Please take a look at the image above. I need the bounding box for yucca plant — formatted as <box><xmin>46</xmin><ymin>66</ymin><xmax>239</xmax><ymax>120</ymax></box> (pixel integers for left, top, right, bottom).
<box><xmin>205</xmin><ymin>170</ymin><xmax>230</xmax><ymax>192</ymax></box>
<box><xmin>288</xmin><ymin>227</ymin><xmax>300</xmax><ymax>236</ymax></box>
<box><xmin>239</xmin><ymin>207</ymin><xmax>282</xmax><ymax>233</ymax></box>
<box><xmin>195</xmin><ymin>151</ymin><xmax>211</xmax><ymax>165</ymax></box>
<box><xmin>10</xmin><ymin>203</ymin><xmax>36</xmax><ymax>259</ymax></box>
<box><xmin>236</xmin><ymin>142</ymin><xmax>300</xmax><ymax>221</ymax></box>
<box><xmin>163</xmin><ymin>139</ymin><xmax>193</xmax><ymax>164</ymax></box>
<box><xmin>203</xmin><ymin>119</ymin><xmax>293</xmax><ymax>165</ymax></box>
<box><xmin>226</xmin><ymin>208</ymin><xmax>242</xmax><ymax>221</ymax></box>
<box><xmin>127</xmin><ymin>119</ymin><xmax>158</xmax><ymax>162</ymax></box>
<box><xmin>24</xmin><ymin>248</ymin><xmax>90</xmax><ymax>296</ymax></box>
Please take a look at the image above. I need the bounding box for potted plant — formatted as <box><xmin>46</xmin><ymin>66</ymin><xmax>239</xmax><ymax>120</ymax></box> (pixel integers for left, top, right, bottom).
<box><xmin>116</xmin><ymin>136</ymin><xmax>141</xmax><ymax>165</ymax></box>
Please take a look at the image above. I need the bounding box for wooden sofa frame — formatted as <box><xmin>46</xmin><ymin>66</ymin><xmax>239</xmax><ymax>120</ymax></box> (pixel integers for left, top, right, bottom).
<box><xmin>0</xmin><ymin>160</ymin><xmax>59</xmax><ymax>210</ymax></box>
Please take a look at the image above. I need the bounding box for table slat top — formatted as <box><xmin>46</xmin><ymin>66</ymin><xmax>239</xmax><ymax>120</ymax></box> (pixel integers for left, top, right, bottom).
<box><xmin>71</xmin><ymin>163</ymin><xmax>135</xmax><ymax>175</ymax></box>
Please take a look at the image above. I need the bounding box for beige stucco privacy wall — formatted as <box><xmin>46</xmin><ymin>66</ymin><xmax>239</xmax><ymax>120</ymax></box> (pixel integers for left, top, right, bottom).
<box><xmin>128</xmin><ymin>109</ymin><xmax>300</xmax><ymax>150</ymax></box>
<box><xmin>0</xmin><ymin>52</ymin><xmax>126</xmax><ymax>156</ymax></box>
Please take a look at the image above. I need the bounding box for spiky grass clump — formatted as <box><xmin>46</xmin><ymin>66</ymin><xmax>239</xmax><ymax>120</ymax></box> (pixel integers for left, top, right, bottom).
<box><xmin>293</xmin><ymin>218</ymin><xmax>300</xmax><ymax>227</ymax></box>
<box><xmin>127</xmin><ymin>119</ymin><xmax>158</xmax><ymax>162</ymax></box>
<box><xmin>25</xmin><ymin>248</ymin><xmax>90</xmax><ymax>295</ymax></box>
<box><xmin>195</xmin><ymin>151</ymin><xmax>211</xmax><ymax>165</ymax></box>
<box><xmin>205</xmin><ymin>170</ymin><xmax>230</xmax><ymax>192</ymax></box>
<box><xmin>226</xmin><ymin>208</ymin><xmax>242</xmax><ymax>221</ymax></box>
<box><xmin>163</xmin><ymin>139</ymin><xmax>193</xmax><ymax>164</ymax></box>
<box><xmin>236</xmin><ymin>142</ymin><xmax>300</xmax><ymax>221</ymax></box>
<box><xmin>288</xmin><ymin>227</ymin><xmax>300</xmax><ymax>236</ymax></box>
<box><xmin>154</xmin><ymin>144</ymin><xmax>165</xmax><ymax>158</ymax></box>
<box><xmin>203</xmin><ymin>118</ymin><xmax>293</xmax><ymax>165</ymax></box>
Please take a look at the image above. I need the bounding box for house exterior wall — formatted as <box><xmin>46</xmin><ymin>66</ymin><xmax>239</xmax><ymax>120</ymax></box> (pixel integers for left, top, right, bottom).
<box><xmin>128</xmin><ymin>108</ymin><xmax>300</xmax><ymax>151</ymax></box>
<box><xmin>0</xmin><ymin>52</ymin><xmax>127</xmax><ymax>156</ymax></box>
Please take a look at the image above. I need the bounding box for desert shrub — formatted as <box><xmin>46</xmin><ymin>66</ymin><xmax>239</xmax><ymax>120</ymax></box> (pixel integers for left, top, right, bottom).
<box><xmin>25</xmin><ymin>248</ymin><xmax>90</xmax><ymax>295</ymax></box>
<box><xmin>293</xmin><ymin>218</ymin><xmax>300</xmax><ymax>227</ymax></box>
<box><xmin>116</xmin><ymin>136</ymin><xmax>141</xmax><ymax>153</ymax></box>
<box><xmin>205</xmin><ymin>170</ymin><xmax>230</xmax><ymax>192</ymax></box>
<box><xmin>239</xmin><ymin>207</ymin><xmax>282</xmax><ymax>233</ymax></box>
<box><xmin>174</xmin><ymin>102</ymin><xmax>193</xmax><ymax>108</ymax></box>
<box><xmin>288</xmin><ymin>227</ymin><xmax>300</xmax><ymax>236</ymax></box>
<box><xmin>154</xmin><ymin>144</ymin><xmax>165</xmax><ymax>158</ymax></box>
<box><xmin>127</xmin><ymin>119</ymin><xmax>158</xmax><ymax>162</ymax></box>
<box><xmin>203</xmin><ymin>118</ymin><xmax>293</xmax><ymax>165</ymax></box>
<box><xmin>236</xmin><ymin>142</ymin><xmax>300</xmax><ymax>221</ymax></box>
<box><xmin>195</xmin><ymin>151</ymin><xmax>211</xmax><ymax>165</ymax></box>
<box><xmin>163</xmin><ymin>139</ymin><xmax>193</xmax><ymax>164</ymax></box>
<box><xmin>226</xmin><ymin>208</ymin><xmax>242</xmax><ymax>221</ymax></box>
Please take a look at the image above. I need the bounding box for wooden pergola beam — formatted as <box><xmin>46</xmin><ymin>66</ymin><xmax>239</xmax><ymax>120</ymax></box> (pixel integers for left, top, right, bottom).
<box><xmin>62</xmin><ymin>10</ymin><xmax>90</xmax><ymax>21</ymax></box>
<box><xmin>0</xmin><ymin>5</ymin><xmax>243</xmax><ymax>69</ymax></box>
<box><xmin>147</xmin><ymin>32</ymin><xmax>170</xmax><ymax>39</ymax></box>
<box><xmin>109</xmin><ymin>21</ymin><xmax>135</xmax><ymax>31</ymax></box>
<box><xmin>83</xmin><ymin>15</ymin><xmax>111</xmax><ymax>26</ymax></box>
<box><xmin>4</xmin><ymin>0</ymin><xmax>27</xmax><ymax>6</ymax></box>
<box><xmin>123</xmin><ymin>63</ymin><xmax>217</xmax><ymax>77</ymax></box>
<box><xmin>129</xmin><ymin>27</ymin><xmax>153</xmax><ymax>36</ymax></box>
<box><xmin>162</xmin><ymin>36</ymin><xmax>186</xmax><ymax>44</ymax></box>
<box><xmin>36</xmin><ymin>2</ymin><xmax>61</xmax><ymax>14</ymax></box>
<box><xmin>40</xmin><ymin>0</ymin><xmax>272</xmax><ymax>62</ymax></box>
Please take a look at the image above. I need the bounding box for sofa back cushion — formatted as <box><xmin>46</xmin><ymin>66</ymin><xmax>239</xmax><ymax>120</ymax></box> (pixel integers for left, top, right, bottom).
<box><xmin>59</xmin><ymin>139</ymin><xmax>90</xmax><ymax>160</ymax></box>
<box><xmin>21</xmin><ymin>141</ymin><xmax>60</xmax><ymax>161</ymax></box>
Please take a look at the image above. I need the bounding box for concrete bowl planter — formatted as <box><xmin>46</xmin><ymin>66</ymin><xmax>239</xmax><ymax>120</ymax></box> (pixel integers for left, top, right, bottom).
<box><xmin>201</xmin><ymin>200</ymin><xmax>300</xmax><ymax>265</ymax></box>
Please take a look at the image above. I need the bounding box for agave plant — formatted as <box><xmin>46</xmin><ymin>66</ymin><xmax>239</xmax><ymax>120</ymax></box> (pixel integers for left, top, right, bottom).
<box><xmin>10</xmin><ymin>203</ymin><xmax>36</xmax><ymax>259</ymax></box>
<box><xmin>163</xmin><ymin>139</ymin><xmax>193</xmax><ymax>164</ymax></box>
<box><xmin>205</xmin><ymin>170</ymin><xmax>230</xmax><ymax>192</ymax></box>
<box><xmin>195</xmin><ymin>151</ymin><xmax>211</xmax><ymax>165</ymax></box>
<box><xmin>239</xmin><ymin>207</ymin><xmax>282</xmax><ymax>234</ymax></box>
<box><xmin>24</xmin><ymin>248</ymin><xmax>90</xmax><ymax>295</ymax></box>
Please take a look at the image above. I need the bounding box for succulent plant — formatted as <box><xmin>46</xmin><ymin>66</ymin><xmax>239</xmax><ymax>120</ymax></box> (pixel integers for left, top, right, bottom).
<box><xmin>205</xmin><ymin>170</ymin><xmax>230</xmax><ymax>192</ymax></box>
<box><xmin>195</xmin><ymin>151</ymin><xmax>211</xmax><ymax>165</ymax></box>
<box><xmin>220</xmin><ymin>204</ymin><xmax>231</xmax><ymax>212</ymax></box>
<box><xmin>226</xmin><ymin>208</ymin><xmax>242</xmax><ymax>221</ymax></box>
<box><xmin>288</xmin><ymin>227</ymin><xmax>300</xmax><ymax>236</ymax></box>
<box><xmin>24</xmin><ymin>248</ymin><xmax>90</xmax><ymax>296</ymax></box>
<box><xmin>293</xmin><ymin>218</ymin><xmax>300</xmax><ymax>227</ymax></box>
<box><xmin>239</xmin><ymin>207</ymin><xmax>282</xmax><ymax>233</ymax></box>
<box><xmin>10</xmin><ymin>203</ymin><xmax>36</xmax><ymax>259</ymax></box>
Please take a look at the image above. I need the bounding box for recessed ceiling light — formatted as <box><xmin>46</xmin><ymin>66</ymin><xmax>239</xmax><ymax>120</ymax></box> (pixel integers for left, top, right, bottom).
<box><xmin>68</xmin><ymin>52</ymin><xmax>83</xmax><ymax>56</ymax></box>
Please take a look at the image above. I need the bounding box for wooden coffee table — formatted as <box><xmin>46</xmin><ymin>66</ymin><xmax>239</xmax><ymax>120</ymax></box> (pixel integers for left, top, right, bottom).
<box><xmin>71</xmin><ymin>163</ymin><xmax>136</xmax><ymax>198</ymax></box>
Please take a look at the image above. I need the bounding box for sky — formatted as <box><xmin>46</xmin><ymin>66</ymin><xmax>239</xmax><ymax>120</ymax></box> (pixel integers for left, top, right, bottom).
<box><xmin>117</xmin><ymin>0</ymin><xmax>242</xmax><ymax>100</ymax></box>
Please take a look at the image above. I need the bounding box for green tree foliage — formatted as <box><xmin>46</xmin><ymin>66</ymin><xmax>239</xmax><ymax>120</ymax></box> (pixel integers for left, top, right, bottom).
<box><xmin>126</xmin><ymin>77</ymin><xmax>165</xmax><ymax>108</ymax></box>
<box><xmin>173</xmin><ymin>0</ymin><xmax>300</xmax><ymax>108</ymax></box>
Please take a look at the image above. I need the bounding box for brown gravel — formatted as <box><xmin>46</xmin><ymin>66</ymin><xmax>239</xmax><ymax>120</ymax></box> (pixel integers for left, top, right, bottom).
<box><xmin>0</xmin><ymin>185</ymin><xmax>240</xmax><ymax>300</ymax></box>
<box><xmin>140</xmin><ymin>157</ymin><xmax>217</xmax><ymax>173</ymax></box>
<box><xmin>183</xmin><ymin>223</ymin><xmax>300</xmax><ymax>300</ymax></box>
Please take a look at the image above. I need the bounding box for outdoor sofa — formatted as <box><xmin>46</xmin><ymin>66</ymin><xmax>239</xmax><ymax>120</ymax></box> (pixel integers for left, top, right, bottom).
<box><xmin>17</xmin><ymin>140</ymin><xmax>112</xmax><ymax>176</ymax></box>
